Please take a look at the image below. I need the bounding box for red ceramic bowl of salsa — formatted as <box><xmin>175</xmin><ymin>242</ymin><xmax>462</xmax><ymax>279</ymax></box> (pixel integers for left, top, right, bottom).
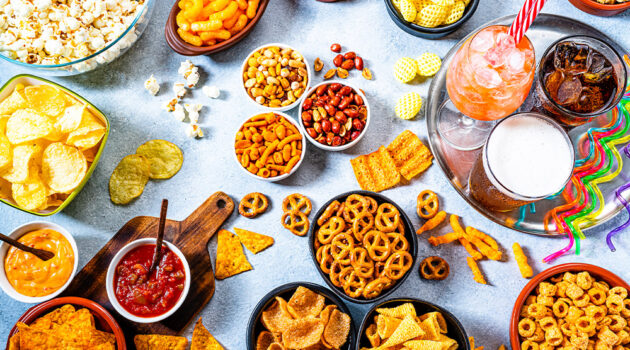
<box><xmin>106</xmin><ymin>238</ymin><xmax>190</xmax><ymax>323</ymax></box>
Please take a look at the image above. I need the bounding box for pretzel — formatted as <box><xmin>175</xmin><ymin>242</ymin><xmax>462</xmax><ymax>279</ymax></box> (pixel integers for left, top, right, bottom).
<box><xmin>375</xmin><ymin>203</ymin><xmax>400</xmax><ymax>233</ymax></box>
<box><xmin>330</xmin><ymin>263</ymin><xmax>351</xmax><ymax>288</ymax></box>
<box><xmin>282</xmin><ymin>193</ymin><xmax>312</xmax><ymax>215</ymax></box>
<box><xmin>365</xmin><ymin>196</ymin><xmax>378</xmax><ymax>215</ymax></box>
<box><xmin>317</xmin><ymin>200</ymin><xmax>341</xmax><ymax>226</ymax></box>
<box><xmin>384</xmin><ymin>251</ymin><xmax>413</xmax><ymax>280</ymax></box>
<box><xmin>330</xmin><ymin>232</ymin><xmax>354</xmax><ymax>265</ymax></box>
<box><xmin>417</xmin><ymin>190</ymin><xmax>440</xmax><ymax>219</ymax></box>
<box><xmin>238</xmin><ymin>192</ymin><xmax>269</xmax><ymax>218</ymax></box>
<box><xmin>420</xmin><ymin>256</ymin><xmax>450</xmax><ymax>280</ymax></box>
<box><xmin>317</xmin><ymin>216</ymin><xmax>345</xmax><ymax>244</ymax></box>
<box><xmin>352</xmin><ymin>211</ymin><xmax>374</xmax><ymax>241</ymax></box>
<box><xmin>387</xmin><ymin>232</ymin><xmax>409</xmax><ymax>252</ymax></box>
<box><xmin>363</xmin><ymin>277</ymin><xmax>392</xmax><ymax>299</ymax></box>
<box><xmin>343</xmin><ymin>194</ymin><xmax>369</xmax><ymax>222</ymax></box>
<box><xmin>341</xmin><ymin>269</ymin><xmax>367</xmax><ymax>299</ymax></box>
<box><xmin>363</xmin><ymin>230</ymin><xmax>392</xmax><ymax>262</ymax></box>
<box><xmin>350</xmin><ymin>247</ymin><xmax>375</xmax><ymax>279</ymax></box>
<box><xmin>316</xmin><ymin>244</ymin><xmax>334</xmax><ymax>274</ymax></box>
<box><xmin>281</xmin><ymin>210</ymin><xmax>309</xmax><ymax>236</ymax></box>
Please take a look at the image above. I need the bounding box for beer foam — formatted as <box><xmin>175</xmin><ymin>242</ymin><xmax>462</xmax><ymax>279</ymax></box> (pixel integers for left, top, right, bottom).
<box><xmin>486</xmin><ymin>114</ymin><xmax>573</xmax><ymax>198</ymax></box>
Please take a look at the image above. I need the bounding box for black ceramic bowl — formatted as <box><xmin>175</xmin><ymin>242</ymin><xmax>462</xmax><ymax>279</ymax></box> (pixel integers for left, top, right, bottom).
<box><xmin>308</xmin><ymin>190</ymin><xmax>418</xmax><ymax>305</ymax></box>
<box><xmin>246</xmin><ymin>282</ymin><xmax>356</xmax><ymax>349</ymax></box>
<box><xmin>384</xmin><ymin>0</ymin><xmax>479</xmax><ymax>39</ymax></box>
<box><xmin>355</xmin><ymin>298</ymin><xmax>470</xmax><ymax>349</ymax></box>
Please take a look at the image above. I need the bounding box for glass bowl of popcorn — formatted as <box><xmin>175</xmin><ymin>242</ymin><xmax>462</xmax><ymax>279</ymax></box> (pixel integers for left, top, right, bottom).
<box><xmin>0</xmin><ymin>0</ymin><xmax>156</xmax><ymax>75</ymax></box>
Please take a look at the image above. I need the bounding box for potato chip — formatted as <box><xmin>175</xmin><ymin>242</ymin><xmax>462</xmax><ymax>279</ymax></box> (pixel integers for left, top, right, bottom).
<box><xmin>323</xmin><ymin>309</ymin><xmax>351</xmax><ymax>348</ymax></box>
<box><xmin>386</xmin><ymin>130</ymin><xmax>433</xmax><ymax>180</ymax></box>
<box><xmin>257</xmin><ymin>331</ymin><xmax>276</xmax><ymax>350</ymax></box>
<box><xmin>382</xmin><ymin>315</ymin><xmax>425</xmax><ymax>347</ymax></box>
<box><xmin>233</xmin><ymin>228</ymin><xmax>274</xmax><ymax>254</ymax></box>
<box><xmin>261</xmin><ymin>297</ymin><xmax>294</xmax><ymax>333</ymax></box>
<box><xmin>134</xmin><ymin>334</ymin><xmax>188</xmax><ymax>350</ymax></box>
<box><xmin>377</xmin><ymin>314</ymin><xmax>402</xmax><ymax>339</ymax></box>
<box><xmin>0</xmin><ymin>177</ymin><xmax>11</xmax><ymax>199</ymax></box>
<box><xmin>56</xmin><ymin>104</ymin><xmax>86</xmax><ymax>134</ymax></box>
<box><xmin>394</xmin><ymin>92</ymin><xmax>423</xmax><ymax>120</ymax></box>
<box><xmin>215</xmin><ymin>229</ymin><xmax>253</xmax><ymax>279</ymax></box>
<box><xmin>12</xmin><ymin>178</ymin><xmax>47</xmax><ymax>211</ymax></box>
<box><xmin>24</xmin><ymin>85</ymin><xmax>66</xmax><ymax>117</ymax></box>
<box><xmin>6</xmin><ymin>109</ymin><xmax>53</xmax><ymax>144</ymax></box>
<box><xmin>82</xmin><ymin>146</ymin><xmax>99</xmax><ymax>162</ymax></box>
<box><xmin>0</xmin><ymin>117</ymin><xmax>11</xmax><ymax>171</ymax></box>
<box><xmin>191</xmin><ymin>318</ymin><xmax>224</xmax><ymax>350</ymax></box>
<box><xmin>287</xmin><ymin>286</ymin><xmax>326</xmax><ymax>319</ymax></box>
<box><xmin>350</xmin><ymin>146</ymin><xmax>401</xmax><ymax>192</ymax></box>
<box><xmin>444</xmin><ymin>0</ymin><xmax>465</xmax><ymax>24</ymax></box>
<box><xmin>393</xmin><ymin>57</ymin><xmax>418</xmax><ymax>83</ymax></box>
<box><xmin>398</xmin><ymin>0</ymin><xmax>417</xmax><ymax>21</ymax></box>
<box><xmin>415</xmin><ymin>4</ymin><xmax>448</xmax><ymax>28</ymax></box>
<box><xmin>416</xmin><ymin>53</ymin><xmax>442</xmax><ymax>77</ymax></box>
<box><xmin>282</xmin><ymin>317</ymin><xmax>325</xmax><ymax>349</ymax></box>
<box><xmin>136</xmin><ymin>139</ymin><xmax>184</xmax><ymax>179</ymax></box>
<box><xmin>1</xmin><ymin>143</ymin><xmax>40</xmax><ymax>184</ymax></box>
<box><xmin>376</xmin><ymin>303</ymin><xmax>417</xmax><ymax>318</ymax></box>
<box><xmin>66</xmin><ymin>110</ymin><xmax>105</xmax><ymax>150</ymax></box>
<box><xmin>109</xmin><ymin>154</ymin><xmax>150</xmax><ymax>205</ymax></box>
<box><xmin>0</xmin><ymin>88</ymin><xmax>28</xmax><ymax>115</ymax></box>
<box><xmin>42</xmin><ymin>142</ymin><xmax>87</xmax><ymax>194</ymax></box>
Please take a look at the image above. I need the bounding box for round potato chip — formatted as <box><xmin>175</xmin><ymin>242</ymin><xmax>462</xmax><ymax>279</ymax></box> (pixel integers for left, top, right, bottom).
<box><xmin>395</xmin><ymin>92</ymin><xmax>423</xmax><ymax>120</ymax></box>
<box><xmin>12</xmin><ymin>178</ymin><xmax>48</xmax><ymax>211</ymax></box>
<box><xmin>393</xmin><ymin>57</ymin><xmax>418</xmax><ymax>83</ymax></box>
<box><xmin>42</xmin><ymin>142</ymin><xmax>87</xmax><ymax>194</ymax></box>
<box><xmin>1</xmin><ymin>143</ymin><xmax>40</xmax><ymax>184</ymax></box>
<box><xmin>56</xmin><ymin>104</ymin><xmax>86</xmax><ymax>134</ymax></box>
<box><xmin>0</xmin><ymin>88</ymin><xmax>27</xmax><ymax>115</ymax></box>
<box><xmin>109</xmin><ymin>154</ymin><xmax>150</xmax><ymax>205</ymax></box>
<box><xmin>0</xmin><ymin>118</ymin><xmax>11</xmax><ymax>171</ymax></box>
<box><xmin>136</xmin><ymin>140</ymin><xmax>183</xmax><ymax>179</ymax></box>
<box><xmin>0</xmin><ymin>178</ymin><xmax>11</xmax><ymax>199</ymax></box>
<box><xmin>24</xmin><ymin>85</ymin><xmax>67</xmax><ymax>117</ymax></box>
<box><xmin>416</xmin><ymin>53</ymin><xmax>442</xmax><ymax>77</ymax></box>
<box><xmin>67</xmin><ymin>129</ymin><xmax>106</xmax><ymax>150</ymax></box>
<box><xmin>6</xmin><ymin>109</ymin><xmax>53</xmax><ymax>145</ymax></box>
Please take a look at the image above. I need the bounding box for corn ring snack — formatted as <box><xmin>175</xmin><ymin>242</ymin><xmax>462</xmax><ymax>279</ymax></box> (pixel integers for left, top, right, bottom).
<box><xmin>466</xmin><ymin>257</ymin><xmax>486</xmax><ymax>285</ymax></box>
<box><xmin>416</xmin><ymin>53</ymin><xmax>442</xmax><ymax>77</ymax></box>
<box><xmin>393</xmin><ymin>57</ymin><xmax>418</xmax><ymax>83</ymax></box>
<box><xmin>512</xmin><ymin>242</ymin><xmax>533</xmax><ymax>278</ymax></box>
<box><xmin>416</xmin><ymin>210</ymin><xmax>446</xmax><ymax>235</ymax></box>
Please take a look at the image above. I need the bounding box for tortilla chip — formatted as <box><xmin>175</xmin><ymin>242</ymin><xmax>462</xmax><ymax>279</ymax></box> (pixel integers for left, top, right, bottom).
<box><xmin>191</xmin><ymin>318</ymin><xmax>224</xmax><ymax>350</ymax></box>
<box><xmin>89</xmin><ymin>329</ymin><xmax>117</xmax><ymax>347</ymax></box>
<box><xmin>381</xmin><ymin>315</ymin><xmax>425</xmax><ymax>347</ymax></box>
<box><xmin>287</xmin><ymin>286</ymin><xmax>326</xmax><ymax>319</ymax></box>
<box><xmin>134</xmin><ymin>334</ymin><xmax>188</xmax><ymax>350</ymax></box>
<box><xmin>215</xmin><ymin>229</ymin><xmax>253</xmax><ymax>279</ymax></box>
<box><xmin>261</xmin><ymin>297</ymin><xmax>294</xmax><ymax>333</ymax></box>
<box><xmin>34</xmin><ymin>304</ymin><xmax>76</xmax><ymax>328</ymax></box>
<box><xmin>405</xmin><ymin>340</ymin><xmax>446</xmax><ymax>350</ymax></box>
<box><xmin>233</xmin><ymin>227</ymin><xmax>274</xmax><ymax>254</ymax></box>
<box><xmin>350</xmin><ymin>146</ymin><xmax>401</xmax><ymax>192</ymax></box>
<box><xmin>17</xmin><ymin>323</ymin><xmax>63</xmax><ymax>349</ymax></box>
<box><xmin>323</xmin><ymin>309</ymin><xmax>351</xmax><ymax>348</ymax></box>
<box><xmin>386</xmin><ymin>130</ymin><xmax>433</xmax><ymax>181</ymax></box>
<box><xmin>282</xmin><ymin>317</ymin><xmax>325</xmax><ymax>349</ymax></box>
<box><xmin>376</xmin><ymin>303</ymin><xmax>417</xmax><ymax>319</ymax></box>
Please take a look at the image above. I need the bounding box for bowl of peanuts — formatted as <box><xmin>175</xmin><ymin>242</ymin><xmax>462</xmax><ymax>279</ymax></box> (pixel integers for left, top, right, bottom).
<box><xmin>241</xmin><ymin>43</ymin><xmax>311</xmax><ymax>111</ymax></box>
<box><xmin>234</xmin><ymin>112</ymin><xmax>306</xmax><ymax>182</ymax></box>
<box><xmin>165</xmin><ymin>0</ymin><xmax>269</xmax><ymax>56</ymax></box>
<box><xmin>510</xmin><ymin>263</ymin><xmax>630</xmax><ymax>349</ymax></box>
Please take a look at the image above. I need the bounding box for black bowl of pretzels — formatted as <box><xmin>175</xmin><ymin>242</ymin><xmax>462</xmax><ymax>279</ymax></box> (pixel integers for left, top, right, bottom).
<box><xmin>308</xmin><ymin>190</ymin><xmax>417</xmax><ymax>304</ymax></box>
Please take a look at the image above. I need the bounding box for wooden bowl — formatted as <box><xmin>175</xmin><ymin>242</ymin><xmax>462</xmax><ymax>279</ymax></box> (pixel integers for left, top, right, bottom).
<box><xmin>568</xmin><ymin>0</ymin><xmax>630</xmax><ymax>16</ymax></box>
<box><xmin>164</xmin><ymin>0</ymin><xmax>270</xmax><ymax>56</ymax></box>
<box><xmin>509</xmin><ymin>263</ymin><xmax>630</xmax><ymax>349</ymax></box>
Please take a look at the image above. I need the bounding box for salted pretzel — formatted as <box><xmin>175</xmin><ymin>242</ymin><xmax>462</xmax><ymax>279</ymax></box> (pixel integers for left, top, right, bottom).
<box><xmin>363</xmin><ymin>277</ymin><xmax>392</xmax><ymax>299</ymax></box>
<box><xmin>343</xmin><ymin>194</ymin><xmax>369</xmax><ymax>222</ymax></box>
<box><xmin>341</xmin><ymin>269</ymin><xmax>367</xmax><ymax>299</ymax></box>
<box><xmin>365</xmin><ymin>196</ymin><xmax>378</xmax><ymax>215</ymax></box>
<box><xmin>329</xmin><ymin>262</ymin><xmax>350</xmax><ymax>288</ymax></box>
<box><xmin>420</xmin><ymin>256</ymin><xmax>450</xmax><ymax>281</ymax></box>
<box><xmin>375</xmin><ymin>203</ymin><xmax>400</xmax><ymax>233</ymax></box>
<box><xmin>317</xmin><ymin>216</ymin><xmax>345</xmax><ymax>244</ymax></box>
<box><xmin>238</xmin><ymin>192</ymin><xmax>269</xmax><ymax>218</ymax></box>
<box><xmin>352</xmin><ymin>211</ymin><xmax>374</xmax><ymax>242</ymax></box>
<box><xmin>330</xmin><ymin>232</ymin><xmax>354</xmax><ymax>265</ymax></box>
<box><xmin>387</xmin><ymin>232</ymin><xmax>409</xmax><ymax>252</ymax></box>
<box><xmin>281</xmin><ymin>210</ymin><xmax>309</xmax><ymax>236</ymax></box>
<box><xmin>316</xmin><ymin>245</ymin><xmax>334</xmax><ymax>274</ymax></box>
<box><xmin>363</xmin><ymin>230</ymin><xmax>391</xmax><ymax>262</ymax></box>
<box><xmin>282</xmin><ymin>193</ymin><xmax>312</xmax><ymax>215</ymax></box>
<box><xmin>384</xmin><ymin>251</ymin><xmax>413</xmax><ymax>280</ymax></box>
<box><xmin>317</xmin><ymin>200</ymin><xmax>341</xmax><ymax>226</ymax></box>
<box><xmin>417</xmin><ymin>190</ymin><xmax>440</xmax><ymax>219</ymax></box>
<box><xmin>350</xmin><ymin>247</ymin><xmax>375</xmax><ymax>279</ymax></box>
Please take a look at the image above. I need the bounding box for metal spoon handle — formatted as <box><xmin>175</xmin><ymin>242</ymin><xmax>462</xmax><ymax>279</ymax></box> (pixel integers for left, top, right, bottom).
<box><xmin>0</xmin><ymin>233</ymin><xmax>55</xmax><ymax>261</ymax></box>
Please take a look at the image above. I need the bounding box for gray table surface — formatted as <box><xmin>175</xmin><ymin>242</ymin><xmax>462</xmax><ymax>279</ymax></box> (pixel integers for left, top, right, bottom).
<box><xmin>1</xmin><ymin>0</ymin><xmax>629</xmax><ymax>348</ymax></box>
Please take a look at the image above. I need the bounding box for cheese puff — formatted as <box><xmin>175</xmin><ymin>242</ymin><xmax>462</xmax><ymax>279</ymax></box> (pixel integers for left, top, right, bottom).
<box><xmin>513</xmin><ymin>242</ymin><xmax>533</xmax><ymax>278</ymax></box>
<box><xmin>416</xmin><ymin>210</ymin><xmax>447</xmax><ymax>235</ymax></box>
<box><xmin>467</xmin><ymin>258</ymin><xmax>487</xmax><ymax>285</ymax></box>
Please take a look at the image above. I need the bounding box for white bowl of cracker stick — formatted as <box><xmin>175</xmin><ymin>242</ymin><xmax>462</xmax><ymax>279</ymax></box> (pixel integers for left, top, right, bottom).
<box><xmin>233</xmin><ymin>112</ymin><xmax>306</xmax><ymax>182</ymax></box>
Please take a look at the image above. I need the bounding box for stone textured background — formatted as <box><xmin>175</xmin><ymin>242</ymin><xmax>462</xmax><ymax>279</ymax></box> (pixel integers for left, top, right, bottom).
<box><xmin>1</xmin><ymin>0</ymin><xmax>629</xmax><ymax>348</ymax></box>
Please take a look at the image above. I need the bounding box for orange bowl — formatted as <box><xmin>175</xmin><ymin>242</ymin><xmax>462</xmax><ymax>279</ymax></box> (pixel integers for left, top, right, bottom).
<box><xmin>6</xmin><ymin>296</ymin><xmax>127</xmax><ymax>349</ymax></box>
<box><xmin>509</xmin><ymin>263</ymin><xmax>630</xmax><ymax>349</ymax></box>
<box><xmin>568</xmin><ymin>0</ymin><xmax>630</xmax><ymax>16</ymax></box>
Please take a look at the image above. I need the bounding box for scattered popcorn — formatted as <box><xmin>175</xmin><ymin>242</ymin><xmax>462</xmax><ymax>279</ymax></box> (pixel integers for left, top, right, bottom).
<box><xmin>184</xmin><ymin>103</ymin><xmax>202</xmax><ymax>124</ymax></box>
<box><xmin>163</xmin><ymin>98</ymin><xmax>178</xmax><ymax>112</ymax></box>
<box><xmin>179</xmin><ymin>59</ymin><xmax>200</xmax><ymax>88</ymax></box>
<box><xmin>186</xmin><ymin>124</ymin><xmax>204</xmax><ymax>138</ymax></box>
<box><xmin>173</xmin><ymin>103</ymin><xmax>186</xmax><ymax>122</ymax></box>
<box><xmin>186</xmin><ymin>70</ymin><xmax>199</xmax><ymax>88</ymax></box>
<box><xmin>202</xmin><ymin>85</ymin><xmax>220</xmax><ymax>99</ymax></box>
<box><xmin>173</xmin><ymin>83</ymin><xmax>187</xmax><ymax>99</ymax></box>
<box><xmin>144</xmin><ymin>75</ymin><xmax>160</xmax><ymax>96</ymax></box>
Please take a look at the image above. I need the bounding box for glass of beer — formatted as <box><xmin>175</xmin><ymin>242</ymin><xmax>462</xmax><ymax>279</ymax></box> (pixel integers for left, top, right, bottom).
<box><xmin>536</xmin><ymin>36</ymin><xmax>627</xmax><ymax>127</ymax></box>
<box><xmin>469</xmin><ymin>113</ymin><xmax>575</xmax><ymax>212</ymax></box>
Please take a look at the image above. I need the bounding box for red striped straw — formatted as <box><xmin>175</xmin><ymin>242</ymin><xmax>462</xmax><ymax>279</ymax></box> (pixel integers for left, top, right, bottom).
<box><xmin>508</xmin><ymin>0</ymin><xmax>546</xmax><ymax>44</ymax></box>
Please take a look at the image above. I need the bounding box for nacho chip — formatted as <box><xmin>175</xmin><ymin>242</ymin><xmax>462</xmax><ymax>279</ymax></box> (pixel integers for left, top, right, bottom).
<box><xmin>136</xmin><ymin>140</ymin><xmax>183</xmax><ymax>179</ymax></box>
<box><xmin>287</xmin><ymin>286</ymin><xmax>326</xmax><ymax>319</ymax></box>
<box><xmin>89</xmin><ymin>329</ymin><xmax>117</xmax><ymax>347</ymax></box>
<box><xmin>134</xmin><ymin>334</ymin><xmax>188</xmax><ymax>350</ymax></box>
<box><xmin>24</xmin><ymin>85</ymin><xmax>66</xmax><ymax>117</ymax></box>
<box><xmin>257</xmin><ymin>331</ymin><xmax>276</xmax><ymax>350</ymax></box>
<box><xmin>261</xmin><ymin>297</ymin><xmax>294</xmax><ymax>333</ymax></box>
<box><xmin>6</xmin><ymin>109</ymin><xmax>53</xmax><ymax>144</ymax></box>
<box><xmin>351</xmin><ymin>146</ymin><xmax>401</xmax><ymax>192</ymax></box>
<box><xmin>323</xmin><ymin>309</ymin><xmax>351</xmax><ymax>348</ymax></box>
<box><xmin>215</xmin><ymin>229</ymin><xmax>253</xmax><ymax>279</ymax></box>
<box><xmin>377</xmin><ymin>314</ymin><xmax>403</xmax><ymax>339</ymax></box>
<box><xmin>386</xmin><ymin>130</ymin><xmax>433</xmax><ymax>181</ymax></box>
<box><xmin>109</xmin><ymin>154</ymin><xmax>151</xmax><ymax>205</ymax></box>
<box><xmin>191</xmin><ymin>318</ymin><xmax>224</xmax><ymax>350</ymax></box>
<box><xmin>405</xmin><ymin>340</ymin><xmax>446</xmax><ymax>350</ymax></box>
<box><xmin>233</xmin><ymin>227</ymin><xmax>274</xmax><ymax>254</ymax></box>
<box><xmin>42</xmin><ymin>142</ymin><xmax>87</xmax><ymax>194</ymax></box>
<box><xmin>16</xmin><ymin>322</ymin><xmax>63</xmax><ymax>349</ymax></box>
<box><xmin>282</xmin><ymin>317</ymin><xmax>325</xmax><ymax>349</ymax></box>
<box><xmin>376</xmin><ymin>303</ymin><xmax>417</xmax><ymax>319</ymax></box>
<box><xmin>36</xmin><ymin>304</ymin><xmax>76</xmax><ymax>326</ymax></box>
<box><xmin>381</xmin><ymin>315</ymin><xmax>425</xmax><ymax>347</ymax></box>
<box><xmin>0</xmin><ymin>88</ymin><xmax>27</xmax><ymax>115</ymax></box>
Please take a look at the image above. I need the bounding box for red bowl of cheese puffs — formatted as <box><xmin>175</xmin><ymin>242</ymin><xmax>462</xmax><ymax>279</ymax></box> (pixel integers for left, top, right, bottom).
<box><xmin>510</xmin><ymin>263</ymin><xmax>630</xmax><ymax>349</ymax></box>
<box><xmin>165</xmin><ymin>0</ymin><xmax>270</xmax><ymax>56</ymax></box>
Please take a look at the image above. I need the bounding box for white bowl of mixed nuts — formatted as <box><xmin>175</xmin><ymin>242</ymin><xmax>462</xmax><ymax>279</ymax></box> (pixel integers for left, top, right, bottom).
<box><xmin>298</xmin><ymin>80</ymin><xmax>370</xmax><ymax>151</ymax></box>
<box><xmin>241</xmin><ymin>43</ymin><xmax>311</xmax><ymax>112</ymax></box>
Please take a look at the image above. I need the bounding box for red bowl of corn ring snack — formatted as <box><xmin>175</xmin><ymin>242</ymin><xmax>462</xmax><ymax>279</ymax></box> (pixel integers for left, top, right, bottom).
<box><xmin>234</xmin><ymin>112</ymin><xmax>306</xmax><ymax>182</ymax></box>
<box><xmin>165</xmin><ymin>0</ymin><xmax>269</xmax><ymax>56</ymax></box>
<box><xmin>510</xmin><ymin>263</ymin><xmax>630</xmax><ymax>349</ymax></box>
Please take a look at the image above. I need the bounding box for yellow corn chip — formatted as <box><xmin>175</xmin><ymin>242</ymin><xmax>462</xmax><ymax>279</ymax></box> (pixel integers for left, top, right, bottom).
<box><xmin>394</xmin><ymin>57</ymin><xmax>418</xmax><ymax>83</ymax></box>
<box><xmin>377</xmin><ymin>314</ymin><xmax>402</xmax><ymax>339</ymax></box>
<box><xmin>386</xmin><ymin>130</ymin><xmax>433</xmax><ymax>180</ymax></box>
<box><xmin>398</xmin><ymin>0</ymin><xmax>417</xmax><ymax>21</ymax></box>
<box><xmin>416</xmin><ymin>53</ymin><xmax>442</xmax><ymax>77</ymax></box>
<box><xmin>405</xmin><ymin>340</ymin><xmax>445</xmax><ymax>350</ymax></box>
<box><xmin>191</xmin><ymin>318</ymin><xmax>224</xmax><ymax>350</ymax></box>
<box><xmin>382</xmin><ymin>315</ymin><xmax>425</xmax><ymax>347</ymax></box>
<box><xmin>420</xmin><ymin>316</ymin><xmax>440</xmax><ymax>339</ymax></box>
<box><xmin>394</xmin><ymin>92</ymin><xmax>423</xmax><ymax>120</ymax></box>
<box><xmin>350</xmin><ymin>146</ymin><xmax>401</xmax><ymax>192</ymax></box>
<box><xmin>215</xmin><ymin>229</ymin><xmax>253</xmax><ymax>279</ymax></box>
<box><xmin>444</xmin><ymin>1</ymin><xmax>465</xmax><ymax>24</ymax></box>
<box><xmin>376</xmin><ymin>302</ymin><xmax>417</xmax><ymax>319</ymax></box>
<box><xmin>419</xmin><ymin>312</ymin><xmax>448</xmax><ymax>333</ymax></box>
<box><xmin>415</xmin><ymin>4</ymin><xmax>448</xmax><ymax>28</ymax></box>
<box><xmin>134</xmin><ymin>334</ymin><xmax>188</xmax><ymax>350</ymax></box>
<box><xmin>233</xmin><ymin>227</ymin><xmax>274</xmax><ymax>254</ymax></box>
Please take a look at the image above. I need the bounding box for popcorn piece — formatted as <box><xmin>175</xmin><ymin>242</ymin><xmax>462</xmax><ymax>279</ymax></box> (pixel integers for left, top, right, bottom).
<box><xmin>184</xmin><ymin>103</ymin><xmax>202</xmax><ymax>124</ymax></box>
<box><xmin>186</xmin><ymin>69</ymin><xmax>199</xmax><ymax>88</ymax></box>
<box><xmin>178</xmin><ymin>59</ymin><xmax>195</xmax><ymax>76</ymax></box>
<box><xmin>173</xmin><ymin>103</ymin><xmax>186</xmax><ymax>121</ymax></box>
<box><xmin>202</xmin><ymin>85</ymin><xmax>220</xmax><ymax>99</ymax></box>
<box><xmin>163</xmin><ymin>98</ymin><xmax>178</xmax><ymax>112</ymax></box>
<box><xmin>186</xmin><ymin>124</ymin><xmax>204</xmax><ymax>138</ymax></box>
<box><xmin>173</xmin><ymin>83</ymin><xmax>187</xmax><ymax>99</ymax></box>
<box><xmin>144</xmin><ymin>74</ymin><xmax>159</xmax><ymax>96</ymax></box>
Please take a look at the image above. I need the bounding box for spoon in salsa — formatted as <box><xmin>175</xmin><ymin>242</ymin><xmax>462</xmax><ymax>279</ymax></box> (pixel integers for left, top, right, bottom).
<box><xmin>149</xmin><ymin>199</ymin><xmax>169</xmax><ymax>275</ymax></box>
<box><xmin>0</xmin><ymin>232</ymin><xmax>55</xmax><ymax>261</ymax></box>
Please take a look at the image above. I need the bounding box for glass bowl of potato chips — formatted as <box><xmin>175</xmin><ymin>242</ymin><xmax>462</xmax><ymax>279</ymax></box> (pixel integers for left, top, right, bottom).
<box><xmin>0</xmin><ymin>74</ymin><xmax>109</xmax><ymax>216</ymax></box>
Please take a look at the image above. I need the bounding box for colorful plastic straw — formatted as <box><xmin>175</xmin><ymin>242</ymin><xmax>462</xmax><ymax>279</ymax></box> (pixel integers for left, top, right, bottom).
<box><xmin>605</xmin><ymin>143</ymin><xmax>630</xmax><ymax>252</ymax></box>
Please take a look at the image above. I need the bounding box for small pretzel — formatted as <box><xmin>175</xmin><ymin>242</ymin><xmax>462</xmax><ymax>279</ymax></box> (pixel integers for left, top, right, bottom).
<box><xmin>329</xmin><ymin>262</ymin><xmax>350</xmax><ymax>288</ymax></box>
<box><xmin>316</xmin><ymin>245</ymin><xmax>334</xmax><ymax>274</ymax></box>
<box><xmin>365</xmin><ymin>196</ymin><xmax>378</xmax><ymax>215</ymax></box>
<box><xmin>317</xmin><ymin>216</ymin><xmax>345</xmax><ymax>244</ymax></box>
<box><xmin>282</xmin><ymin>193</ymin><xmax>312</xmax><ymax>215</ymax></box>
<box><xmin>375</xmin><ymin>203</ymin><xmax>400</xmax><ymax>233</ymax></box>
<box><xmin>341</xmin><ymin>269</ymin><xmax>367</xmax><ymax>299</ymax></box>
<box><xmin>238</xmin><ymin>192</ymin><xmax>269</xmax><ymax>218</ymax></box>
<box><xmin>363</xmin><ymin>230</ymin><xmax>392</xmax><ymax>262</ymax></box>
<box><xmin>343</xmin><ymin>194</ymin><xmax>369</xmax><ymax>222</ymax></box>
<box><xmin>281</xmin><ymin>210</ymin><xmax>309</xmax><ymax>236</ymax></box>
<box><xmin>384</xmin><ymin>251</ymin><xmax>413</xmax><ymax>280</ymax></box>
<box><xmin>387</xmin><ymin>232</ymin><xmax>409</xmax><ymax>252</ymax></box>
<box><xmin>363</xmin><ymin>277</ymin><xmax>392</xmax><ymax>299</ymax></box>
<box><xmin>350</xmin><ymin>247</ymin><xmax>375</xmax><ymax>279</ymax></box>
<box><xmin>417</xmin><ymin>190</ymin><xmax>440</xmax><ymax>219</ymax></box>
<box><xmin>317</xmin><ymin>200</ymin><xmax>341</xmax><ymax>226</ymax></box>
<box><xmin>352</xmin><ymin>211</ymin><xmax>374</xmax><ymax>242</ymax></box>
<box><xmin>331</xmin><ymin>232</ymin><xmax>354</xmax><ymax>265</ymax></box>
<box><xmin>420</xmin><ymin>256</ymin><xmax>450</xmax><ymax>281</ymax></box>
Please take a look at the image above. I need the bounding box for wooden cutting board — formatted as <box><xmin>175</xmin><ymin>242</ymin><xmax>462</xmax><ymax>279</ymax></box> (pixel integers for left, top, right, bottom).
<box><xmin>62</xmin><ymin>192</ymin><xmax>234</xmax><ymax>344</ymax></box>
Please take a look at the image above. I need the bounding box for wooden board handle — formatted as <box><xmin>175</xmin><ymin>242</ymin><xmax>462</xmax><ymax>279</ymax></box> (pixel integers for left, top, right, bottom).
<box><xmin>177</xmin><ymin>191</ymin><xmax>234</xmax><ymax>246</ymax></box>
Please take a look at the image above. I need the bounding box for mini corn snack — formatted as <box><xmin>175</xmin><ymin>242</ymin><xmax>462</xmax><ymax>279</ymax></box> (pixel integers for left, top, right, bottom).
<box><xmin>394</xmin><ymin>92</ymin><xmax>423</xmax><ymax>120</ymax></box>
<box><xmin>398</xmin><ymin>0</ymin><xmax>418</xmax><ymax>21</ymax></box>
<box><xmin>416</xmin><ymin>53</ymin><xmax>442</xmax><ymax>77</ymax></box>
<box><xmin>415</xmin><ymin>4</ymin><xmax>448</xmax><ymax>28</ymax></box>
<box><xmin>393</xmin><ymin>58</ymin><xmax>418</xmax><ymax>83</ymax></box>
<box><xmin>445</xmin><ymin>1</ymin><xmax>466</xmax><ymax>24</ymax></box>
<box><xmin>392</xmin><ymin>0</ymin><xmax>468</xmax><ymax>28</ymax></box>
